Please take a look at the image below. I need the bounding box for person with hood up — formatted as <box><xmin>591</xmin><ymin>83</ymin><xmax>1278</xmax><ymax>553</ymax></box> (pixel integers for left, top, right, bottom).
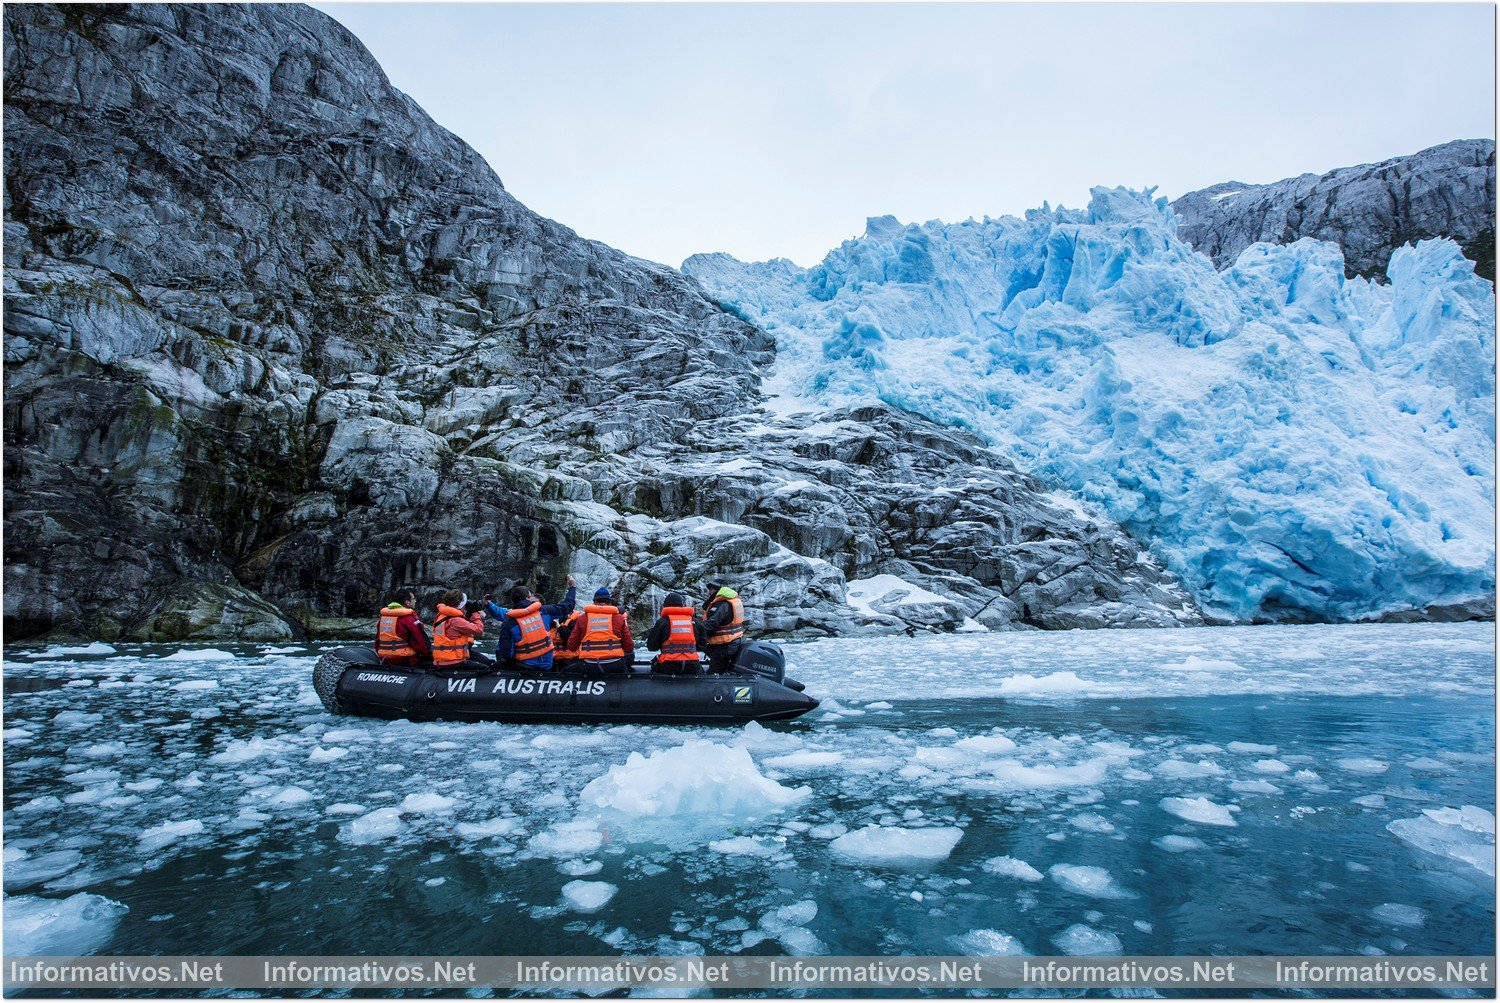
<box><xmin>702</xmin><ymin>579</ymin><xmax>745</xmax><ymax>675</ymax></box>
<box><xmin>495</xmin><ymin>574</ymin><xmax>577</xmax><ymax>669</ymax></box>
<box><xmin>645</xmin><ymin>592</ymin><xmax>705</xmax><ymax>674</ymax></box>
<box><xmin>565</xmin><ymin>587</ymin><xmax>634</xmax><ymax>674</ymax></box>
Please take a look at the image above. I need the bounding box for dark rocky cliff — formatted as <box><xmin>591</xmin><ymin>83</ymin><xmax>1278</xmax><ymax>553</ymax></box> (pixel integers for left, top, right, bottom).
<box><xmin>1173</xmin><ymin>139</ymin><xmax>1496</xmax><ymax>282</ymax></box>
<box><xmin>3</xmin><ymin>3</ymin><xmax>1199</xmax><ymax>641</ymax></box>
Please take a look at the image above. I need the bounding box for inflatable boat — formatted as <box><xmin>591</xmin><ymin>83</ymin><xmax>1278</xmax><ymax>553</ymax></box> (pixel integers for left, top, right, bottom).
<box><xmin>312</xmin><ymin>640</ymin><xmax>819</xmax><ymax>725</ymax></box>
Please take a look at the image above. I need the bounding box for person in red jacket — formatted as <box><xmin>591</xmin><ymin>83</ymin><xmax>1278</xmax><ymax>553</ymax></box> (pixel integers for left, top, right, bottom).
<box><xmin>566</xmin><ymin>588</ymin><xmax>634</xmax><ymax>674</ymax></box>
<box><xmin>375</xmin><ymin>591</ymin><xmax>431</xmax><ymax>667</ymax></box>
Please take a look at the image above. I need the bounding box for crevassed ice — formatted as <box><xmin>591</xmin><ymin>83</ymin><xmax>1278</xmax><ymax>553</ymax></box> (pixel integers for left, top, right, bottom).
<box><xmin>684</xmin><ymin>190</ymin><xmax>1495</xmax><ymax>622</ymax></box>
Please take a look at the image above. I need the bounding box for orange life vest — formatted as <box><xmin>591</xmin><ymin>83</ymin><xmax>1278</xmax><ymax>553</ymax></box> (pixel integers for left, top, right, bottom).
<box><xmin>507</xmin><ymin>601</ymin><xmax>553</xmax><ymax>662</ymax></box>
<box><xmin>578</xmin><ymin>604</ymin><xmax>626</xmax><ymax>661</ymax></box>
<box><xmin>659</xmin><ymin>606</ymin><xmax>700</xmax><ymax>662</ymax></box>
<box><xmin>552</xmin><ymin>610</ymin><xmax>582</xmax><ymax>662</ymax></box>
<box><xmin>376</xmin><ymin>605</ymin><xmax>418</xmax><ymax>661</ymax></box>
<box><xmin>706</xmin><ymin>594</ymin><xmax>744</xmax><ymax>646</ymax></box>
<box><xmin>432</xmin><ymin>604</ymin><xmax>475</xmax><ymax>666</ymax></box>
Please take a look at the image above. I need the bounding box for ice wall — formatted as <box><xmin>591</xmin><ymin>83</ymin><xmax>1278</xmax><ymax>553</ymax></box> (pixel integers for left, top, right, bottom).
<box><xmin>684</xmin><ymin>188</ymin><xmax>1496</xmax><ymax>622</ymax></box>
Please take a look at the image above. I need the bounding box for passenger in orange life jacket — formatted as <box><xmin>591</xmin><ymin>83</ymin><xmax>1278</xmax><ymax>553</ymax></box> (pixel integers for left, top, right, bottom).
<box><xmin>551</xmin><ymin>608</ymin><xmax>584</xmax><ymax>668</ymax></box>
<box><xmin>375</xmin><ymin>591</ymin><xmax>431</xmax><ymax>667</ymax></box>
<box><xmin>701</xmin><ymin>580</ymin><xmax>746</xmax><ymax>675</ymax></box>
<box><xmin>645</xmin><ymin>592</ymin><xmax>706</xmax><ymax>675</ymax></box>
<box><xmin>495</xmin><ymin>575</ymin><xmax>577</xmax><ymax>669</ymax></box>
<box><xmin>431</xmin><ymin>589</ymin><xmax>494</xmax><ymax>672</ymax></box>
<box><xmin>564</xmin><ymin>588</ymin><xmax>634</xmax><ymax>674</ymax></box>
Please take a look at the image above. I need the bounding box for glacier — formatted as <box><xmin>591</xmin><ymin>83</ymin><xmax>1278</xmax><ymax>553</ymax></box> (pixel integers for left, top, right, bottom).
<box><xmin>684</xmin><ymin>188</ymin><xmax>1496</xmax><ymax>622</ymax></box>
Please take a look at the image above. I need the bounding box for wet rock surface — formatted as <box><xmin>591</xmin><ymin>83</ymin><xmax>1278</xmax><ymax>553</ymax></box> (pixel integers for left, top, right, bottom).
<box><xmin>3</xmin><ymin>3</ymin><xmax>1199</xmax><ymax>641</ymax></box>
<box><xmin>1173</xmin><ymin>139</ymin><xmax>1496</xmax><ymax>282</ymax></box>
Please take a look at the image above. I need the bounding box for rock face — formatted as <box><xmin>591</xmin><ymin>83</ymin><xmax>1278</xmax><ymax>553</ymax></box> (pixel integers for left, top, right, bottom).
<box><xmin>1172</xmin><ymin>139</ymin><xmax>1496</xmax><ymax>282</ymax></box>
<box><xmin>2</xmin><ymin>3</ymin><xmax>1200</xmax><ymax>641</ymax></box>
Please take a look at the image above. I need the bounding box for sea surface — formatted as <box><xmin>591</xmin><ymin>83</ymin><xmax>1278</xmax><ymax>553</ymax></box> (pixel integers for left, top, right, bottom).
<box><xmin>2</xmin><ymin>622</ymin><xmax>1494</xmax><ymax>986</ymax></box>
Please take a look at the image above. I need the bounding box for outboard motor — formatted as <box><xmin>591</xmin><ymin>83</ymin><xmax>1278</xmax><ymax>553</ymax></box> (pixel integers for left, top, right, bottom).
<box><xmin>733</xmin><ymin>640</ymin><xmax>786</xmax><ymax>685</ymax></box>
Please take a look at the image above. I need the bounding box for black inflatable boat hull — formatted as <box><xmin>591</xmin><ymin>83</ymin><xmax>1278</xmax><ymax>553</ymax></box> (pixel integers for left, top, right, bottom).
<box><xmin>313</xmin><ymin>646</ymin><xmax>820</xmax><ymax>725</ymax></box>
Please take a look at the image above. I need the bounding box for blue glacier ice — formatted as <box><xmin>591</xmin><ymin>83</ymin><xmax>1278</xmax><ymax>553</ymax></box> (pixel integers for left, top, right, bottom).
<box><xmin>684</xmin><ymin>188</ymin><xmax>1496</xmax><ymax>622</ymax></box>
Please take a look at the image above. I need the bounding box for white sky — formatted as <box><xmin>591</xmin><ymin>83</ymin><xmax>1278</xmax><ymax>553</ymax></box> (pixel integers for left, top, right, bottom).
<box><xmin>314</xmin><ymin>2</ymin><xmax>1496</xmax><ymax>268</ymax></box>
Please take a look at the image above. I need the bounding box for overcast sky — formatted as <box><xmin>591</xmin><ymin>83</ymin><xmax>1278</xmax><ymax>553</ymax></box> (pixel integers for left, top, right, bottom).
<box><xmin>315</xmin><ymin>3</ymin><xmax>1495</xmax><ymax>268</ymax></box>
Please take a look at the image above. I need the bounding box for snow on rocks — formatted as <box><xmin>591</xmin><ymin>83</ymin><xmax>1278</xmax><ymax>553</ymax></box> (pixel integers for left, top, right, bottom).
<box><xmin>560</xmin><ymin>880</ymin><xmax>617</xmax><ymax>913</ymax></box>
<box><xmin>4</xmin><ymin>893</ymin><xmax>128</xmax><ymax>956</ymax></box>
<box><xmin>828</xmin><ymin>825</ymin><xmax>962</xmax><ymax>864</ymax></box>
<box><xmin>1160</xmin><ymin>796</ymin><xmax>1238</xmax><ymax>826</ymax></box>
<box><xmin>1386</xmin><ymin>805</ymin><xmax>1495</xmax><ymax>877</ymax></box>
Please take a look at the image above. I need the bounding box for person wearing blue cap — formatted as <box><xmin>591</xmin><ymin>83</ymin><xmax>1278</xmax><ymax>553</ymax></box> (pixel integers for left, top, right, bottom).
<box><xmin>565</xmin><ymin>587</ymin><xmax>634</xmax><ymax>674</ymax></box>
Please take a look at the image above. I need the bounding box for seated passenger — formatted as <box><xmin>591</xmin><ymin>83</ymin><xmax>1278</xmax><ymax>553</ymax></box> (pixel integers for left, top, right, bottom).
<box><xmin>432</xmin><ymin>589</ymin><xmax>494</xmax><ymax>672</ymax></box>
<box><xmin>646</xmin><ymin>592</ymin><xmax>704</xmax><ymax>675</ymax></box>
<box><xmin>496</xmin><ymin>575</ymin><xmax>577</xmax><ymax>670</ymax></box>
<box><xmin>566</xmin><ymin>588</ymin><xmax>634</xmax><ymax>674</ymax></box>
<box><xmin>552</xmin><ymin>609</ymin><xmax>583</xmax><ymax>669</ymax></box>
<box><xmin>375</xmin><ymin>591</ymin><xmax>430</xmax><ymax>667</ymax></box>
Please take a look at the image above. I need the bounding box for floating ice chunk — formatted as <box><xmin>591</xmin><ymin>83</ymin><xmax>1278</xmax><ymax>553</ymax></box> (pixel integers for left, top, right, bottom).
<box><xmin>758</xmin><ymin>900</ymin><xmax>824</xmax><ymax>955</ymax></box>
<box><xmin>138</xmin><ymin>819</ymin><xmax>205</xmax><ymax>852</ymax></box>
<box><xmin>269</xmin><ymin>786</ymin><xmax>315</xmax><ymax>806</ymax></box>
<box><xmin>322</xmin><ymin>728</ymin><xmax>370</xmax><ymax>743</ymax></box>
<box><xmin>1231</xmin><ymin>780</ymin><xmax>1281</xmax><ymax>795</ymax></box>
<box><xmin>173</xmin><ymin>680</ymin><xmax>219</xmax><ymax>691</ymax></box>
<box><xmin>997</xmin><ymin>671</ymin><xmax>1091</xmax><ymax>695</ymax></box>
<box><xmin>560</xmin><ymin>880</ymin><xmax>617</xmax><ymax>913</ymax></box>
<box><xmin>4</xmin><ymin>893</ymin><xmax>127</xmax><ymax>956</ymax></box>
<box><xmin>981</xmin><ymin>855</ymin><xmax>1044</xmax><ymax>881</ymax></box>
<box><xmin>1048</xmin><ymin>864</ymin><xmax>1136</xmax><ymax>899</ymax></box>
<box><xmin>1227</xmin><ymin>742</ymin><xmax>1277</xmax><ymax>755</ymax></box>
<box><xmin>52</xmin><ymin>711</ymin><xmax>102</xmax><ymax>729</ymax></box>
<box><xmin>1352</xmin><ymin>794</ymin><xmax>1386</xmax><ymax>808</ymax></box>
<box><xmin>530</xmin><ymin>821</ymin><xmax>604</xmax><ymax>857</ymax></box>
<box><xmin>79</xmin><ymin>742</ymin><xmax>125</xmax><ymax>759</ymax></box>
<box><xmin>1333</xmin><ymin>757</ymin><xmax>1389</xmax><ymax>775</ymax></box>
<box><xmin>986</xmin><ymin>757</ymin><xmax>1111</xmax><ymax>789</ymax></box>
<box><xmin>950</xmin><ymin>929</ymin><xmax>1029</xmax><ymax>956</ymax></box>
<box><xmin>211</xmin><ymin>737</ymin><xmax>291</xmax><ymax>764</ymax></box>
<box><xmin>1070</xmin><ymin>813</ymin><xmax>1117</xmax><ymax>834</ymax></box>
<box><xmin>1153</xmin><ymin>835</ymin><xmax>1207</xmax><ymax>853</ymax></box>
<box><xmin>341</xmin><ymin>808</ymin><xmax>404</xmax><ymax>845</ymax></box>
<box><xmin>1371</xmin><ymin>903</ymin><xmax>1426</xmax><ymax>927</ymax></box>
<box><xmin>400</xmin><ymin>793</ymin><xmax>457</xmax><ymax>814</ymax></box>
<box><xmin>456</xmin><ymin>817</ymin><xmax>519</xmax><ymax>839</ymax></box>
<box><xmin>159</xmin><ymin>649</ymin><xmax>237</xmax><ymax>662</ymax></box>
<box><xmin>1157</xmin><ymin>759</ymin><xmax>1225</xmax><ymax>779</ymax></box>
<box><xmin>1252</xmin><ymin>759</ymin><xmax>1290</xmax><ymax>773</ymax></box>
<box><xmin>808</xmin><ymin>822</ymin><xmax>848</xmax><ymax>840</ymax></box>
<box><xmin>955</xmin><ymin>733</ymin><xmax>1018</xmax><ymax>755</ymax></box>
<box><xmin>42</xmin><ymin>642</ymin><xmax>117</xmax><ymax>657</ymax></box>
<box><xmin>764</xmin><ymin>751</ymin><xmax>844</xmax><ymax>770</ymax></box>
<box><xmin>1387</xmin><ymin>805</ymin><xmax>1495</xmax><ymax>877</ymax></box>
<box><xmin>708</xmin><ymin>836</ymin><xmax>784</xmax><ymax>857</ymax></box>
<box><xmin>558</xmin><ymin>859</ymin><xmax>603</xmax><ymax>877</ymax></box>
<box><xmin>309</xmin><ymin>747</ymin><xmax>349</xmax><ymax>763</ymax></box>
<box><xmin>578</xmin><ymin>740</ymin><xmax>808</xmax><ymax>832</ymax></box>
<box><xmin>15</xmin><ymin>796</ymin><xmax>63</xmax><ymax>814</ymax></box>
<box><xmin>326</xmin><ymin>803</ymin><xmax>366</xmax><ymax>816</ymax></box>
<box><xmin>865</xmin><ymin>701</ymin><xmax>894</xmax><ymax>710</ymax></box>
<box><xmin>1052</xmin><ymin>923</ymin><xmax>1123</xmax><ymax>955</ymax></box>
<box><xmin>1160</xmin><ymin>797</ymin><xmax>1237</xmax><ymax>827</ymax></box>
<box><xmin>4</xmin><ymin>850</ymin><xmax>84</xmax><ymax>890</ymax></box>
<box><xmin>828</xmin><ymin>825</ymin><xmax>962</xmax><ymax>864</ymax></box>
<box><xmin>1162</xmin><ymin>657</ymin><xmax>1245</xmax><ymax>673</ymax></box>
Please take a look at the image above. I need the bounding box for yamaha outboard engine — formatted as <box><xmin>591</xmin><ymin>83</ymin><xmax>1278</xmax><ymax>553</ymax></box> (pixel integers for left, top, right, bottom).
<box><xmin>733</xmin><ymin>640</ymin><xmax>786</xmax><ymax>684</ymax></box>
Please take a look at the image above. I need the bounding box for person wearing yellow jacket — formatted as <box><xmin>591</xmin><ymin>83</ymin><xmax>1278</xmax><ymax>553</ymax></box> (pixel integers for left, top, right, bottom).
<box><xmin>701</xmin><ymin>580</ymin><xmax>745</xmax><ymax>675</ymax></box>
